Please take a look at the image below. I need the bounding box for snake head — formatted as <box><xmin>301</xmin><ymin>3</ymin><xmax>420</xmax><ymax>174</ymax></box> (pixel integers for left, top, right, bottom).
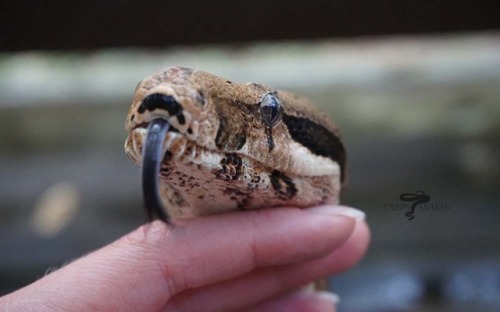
<box><xmin>125</xmin><ymin>67</ymin><xmax>215</xmax><ymax>162</ymax></box>
<box><xmin>125</xmin><ymin>67</ymin><xmax>346</xmax><ymax>221</ymax></box>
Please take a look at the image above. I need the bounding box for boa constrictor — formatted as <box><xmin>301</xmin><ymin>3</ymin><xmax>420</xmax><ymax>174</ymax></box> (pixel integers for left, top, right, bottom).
<box><xmin>125</xmin><ymin>67</ymin><xmax>346</xmax><ymax>222</ymax></box>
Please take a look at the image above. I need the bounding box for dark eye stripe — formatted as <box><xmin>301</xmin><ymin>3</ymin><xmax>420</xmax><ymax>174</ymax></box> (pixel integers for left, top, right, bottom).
<box><xmin>282</xmin><ymin>114</ymin><xmax>346</xmax><ymax>181</ymax></box>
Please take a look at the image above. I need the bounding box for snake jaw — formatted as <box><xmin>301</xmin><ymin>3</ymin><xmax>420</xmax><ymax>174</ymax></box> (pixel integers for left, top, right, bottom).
<box><xmin>127</xmin><ymin>114</ymin><xmax>227</xmax><ymax>221</ymax></box>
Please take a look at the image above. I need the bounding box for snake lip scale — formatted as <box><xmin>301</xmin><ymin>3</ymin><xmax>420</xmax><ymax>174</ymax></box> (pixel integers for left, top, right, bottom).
<box><xmin>125</xmin><ymin>67</ymin><xmax>346</xmax><ymax>221</ymax></box>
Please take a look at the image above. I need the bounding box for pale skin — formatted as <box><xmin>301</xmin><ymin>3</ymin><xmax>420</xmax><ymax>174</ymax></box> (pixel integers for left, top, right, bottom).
<box><xmin>0</xmin><ymin>205</ymin><xmax>369</xmax><ymax>312</ymax></box>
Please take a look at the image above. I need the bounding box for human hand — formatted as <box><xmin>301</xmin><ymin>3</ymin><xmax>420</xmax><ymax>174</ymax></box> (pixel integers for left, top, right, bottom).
<box><xmin>0</xmin><ymin>205</ymin><xmax>369</xmax><ymax>312</ymax></box>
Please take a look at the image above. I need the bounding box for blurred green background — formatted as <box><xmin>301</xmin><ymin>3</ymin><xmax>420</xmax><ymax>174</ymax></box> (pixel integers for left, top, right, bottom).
<box><xmin>2</xmin><ymin>1</ymin><xmax>500</xmax><ymax>309</ymax></box>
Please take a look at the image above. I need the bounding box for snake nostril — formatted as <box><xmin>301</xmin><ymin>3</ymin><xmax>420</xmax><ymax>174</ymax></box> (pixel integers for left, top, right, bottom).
<box><xmin>133</xmin><ymin>122</ymin><xmax>179</xmax><ymax>134</ymax></box>
<box><xmin>177</xmin><ymin>113</ymin><xmax>186</xmax><ymax>125</ymax></box>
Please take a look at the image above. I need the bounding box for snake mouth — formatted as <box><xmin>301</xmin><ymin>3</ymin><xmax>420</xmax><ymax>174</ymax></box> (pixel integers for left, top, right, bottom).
<box><xmin>136</xmin><ymin>117</ymin><xmax>258</xmax><ymax>223</ymax></box>
<box><xmin>133</xmin><ymin>121</ymin><xmax>180</xmax><ymax>133</ymax></box>
<box><xmin>138</xmin><ymin>116</ymin><xmax>223</xmax><ymax>223</ymax></box>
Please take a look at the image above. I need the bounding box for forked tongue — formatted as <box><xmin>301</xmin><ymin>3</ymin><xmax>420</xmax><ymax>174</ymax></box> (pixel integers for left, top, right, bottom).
<box><xmin>142</xmin><ymin>118</ymin><xmax>170</xmax><ymax>222</ymax></box>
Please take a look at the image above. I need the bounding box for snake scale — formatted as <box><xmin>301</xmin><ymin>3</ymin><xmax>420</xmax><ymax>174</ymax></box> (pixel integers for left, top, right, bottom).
<box><xmin>125</xmin><ymin>67</ymin><xmax>346</xmax><ymax>222</ymax></box>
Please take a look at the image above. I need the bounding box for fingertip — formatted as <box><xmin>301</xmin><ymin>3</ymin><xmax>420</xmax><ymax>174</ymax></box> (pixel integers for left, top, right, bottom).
<box><xmin>331</xmin><ymin>219</ymin><xmax>371</xmax><ymax>273</ymax></box>
<box><xmin>305</xmin><ymin>205</ymin><xmax>370</xmax><ymax>274</ymax></box>
<box><xmin>252</xmin><ymin>207</ymin><xmax>357</xmax><ymax>267</ymax></box>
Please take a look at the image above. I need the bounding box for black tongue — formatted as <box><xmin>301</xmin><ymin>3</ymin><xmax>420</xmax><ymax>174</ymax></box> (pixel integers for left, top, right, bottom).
<box><xmin>142</xmin><ymin>118</ymin><xmax>170</xmax><ymax>222</ymax></box>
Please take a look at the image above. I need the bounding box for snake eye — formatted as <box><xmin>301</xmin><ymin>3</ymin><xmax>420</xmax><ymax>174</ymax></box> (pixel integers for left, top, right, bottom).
<box><xmin>260</xmin><ymin>92</ymin><xmax>283</xmax><ymax>128</ymax></box>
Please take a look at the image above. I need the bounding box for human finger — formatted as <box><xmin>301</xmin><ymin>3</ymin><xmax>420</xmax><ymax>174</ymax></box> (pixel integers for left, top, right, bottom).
<box><xmin>1</xmin><ymin>206</ymin><xmax>359</xmax><ymax>311</ymax></box>
<box><xmin>164</xmin><ymin>217</ymin><xmax>369</xmax><ymax>312</ymax></box>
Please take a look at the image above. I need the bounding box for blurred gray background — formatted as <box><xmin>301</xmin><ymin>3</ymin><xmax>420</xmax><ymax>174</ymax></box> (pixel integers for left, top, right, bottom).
<box><xmin>1</xmin><ymin>1</ymin><xmax>500</xmax><ymax>311</ymax></box>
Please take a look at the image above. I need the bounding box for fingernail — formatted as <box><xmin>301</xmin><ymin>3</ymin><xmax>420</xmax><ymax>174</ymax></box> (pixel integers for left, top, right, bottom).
<box><xmin>335</xmin><ymin>206</ymin><xmax>366</xmax><ymax>220</ymax></box>
<box><xmin>316</xmin><ymin>291</ymin><xmax>341</xmax><ymax>304</ymax></box>
<box><xmin>308</xmin><ymin>205</ymin><xmax>366</xmax><ymax>221</ymax></box>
